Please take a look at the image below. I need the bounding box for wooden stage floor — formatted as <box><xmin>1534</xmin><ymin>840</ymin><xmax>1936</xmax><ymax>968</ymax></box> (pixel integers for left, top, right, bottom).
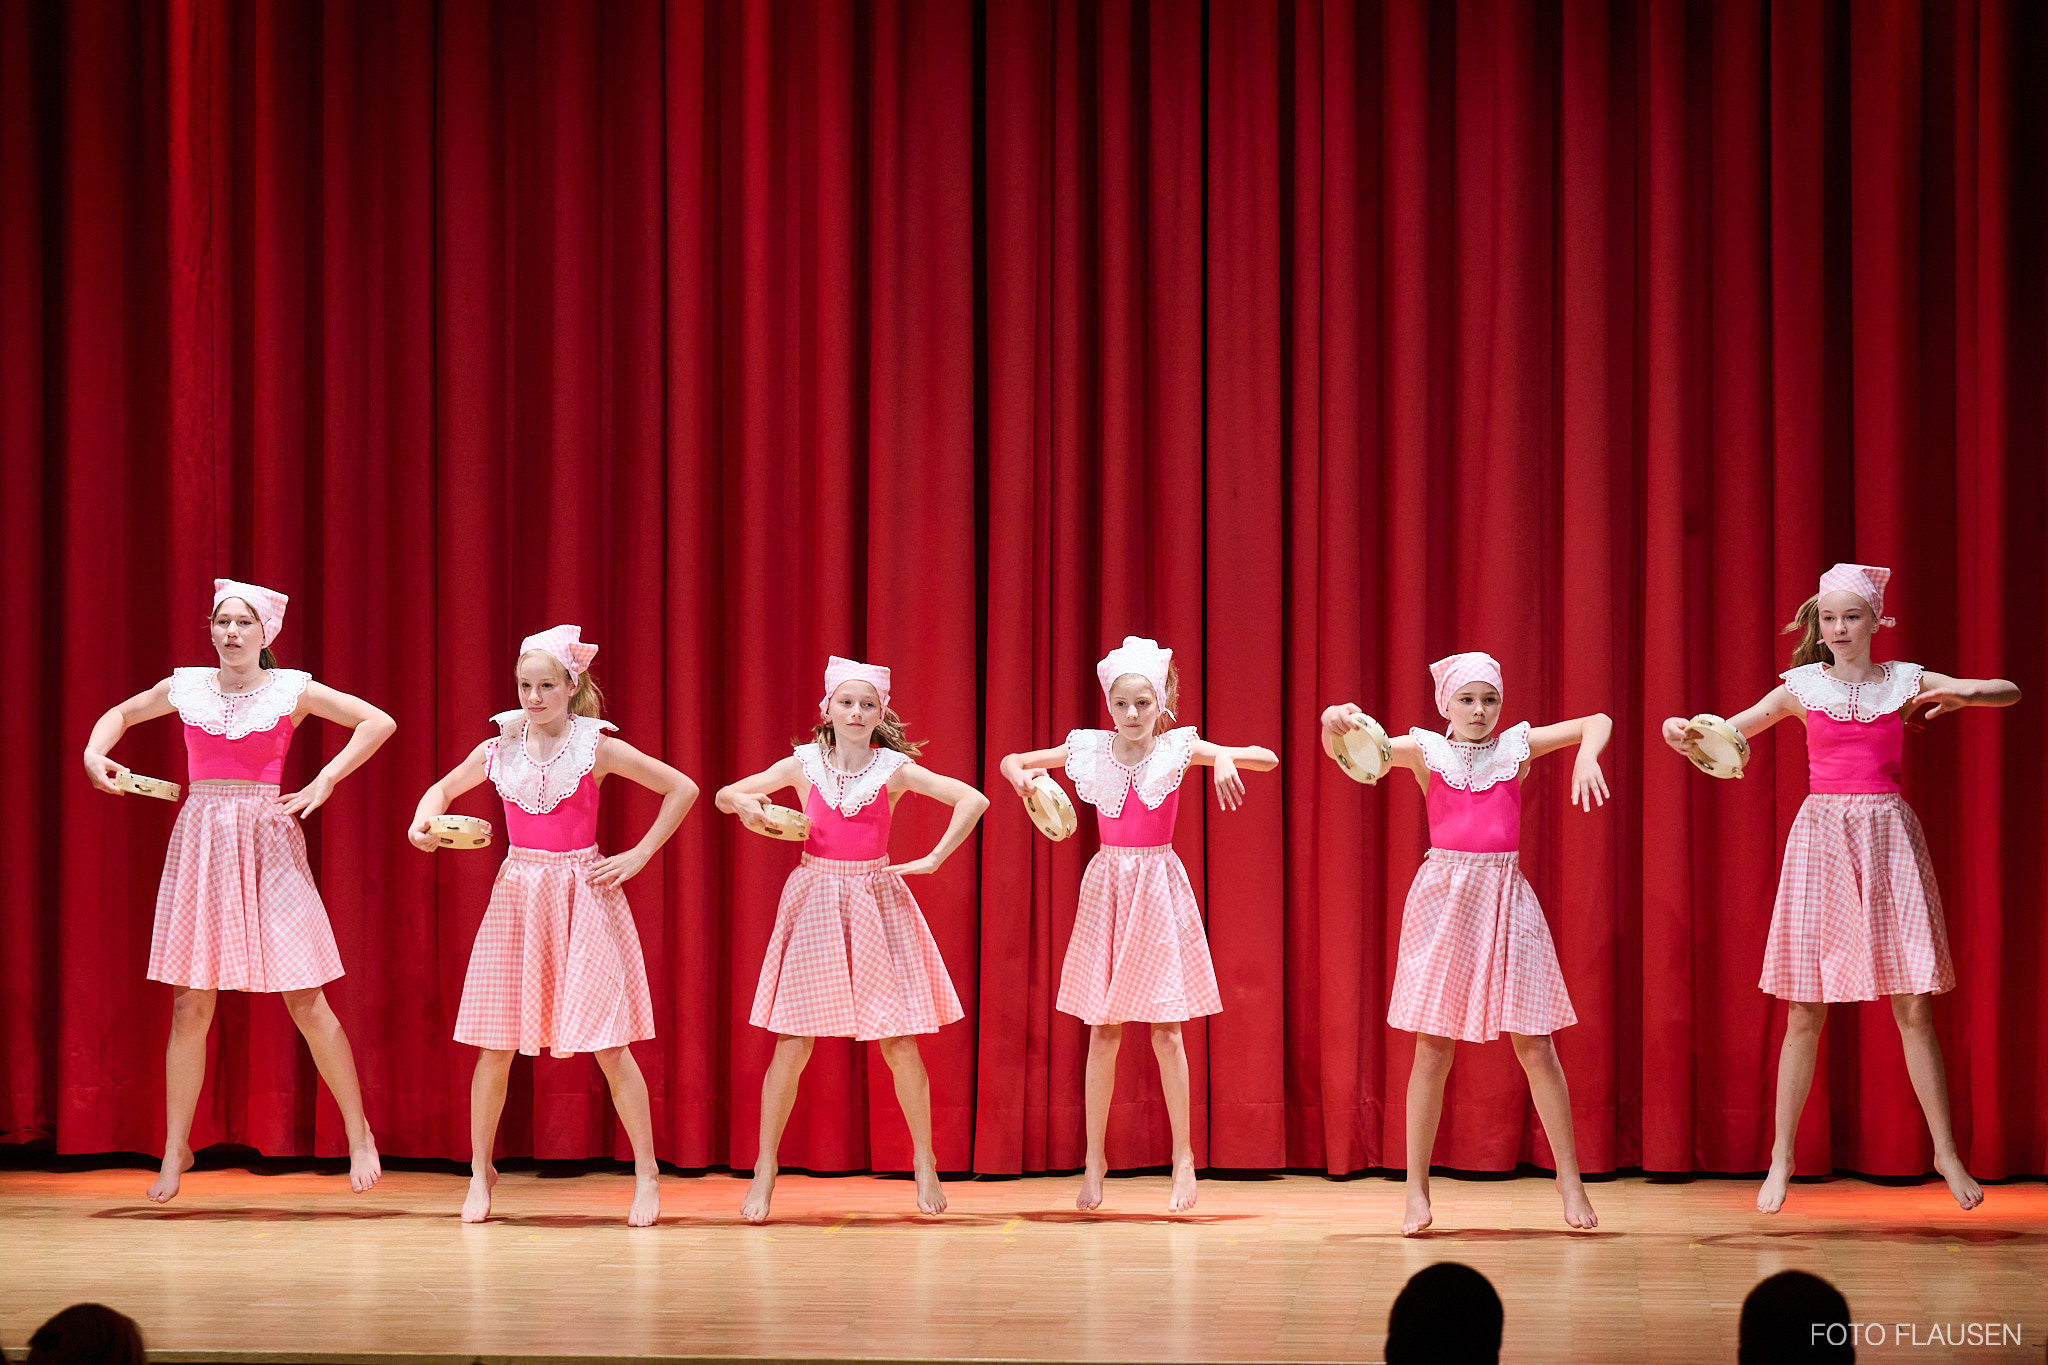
<box><xmin>2</xmin><ymin>1165</ymin><xmax>2042</xmax><ymax>1364</ymax></box>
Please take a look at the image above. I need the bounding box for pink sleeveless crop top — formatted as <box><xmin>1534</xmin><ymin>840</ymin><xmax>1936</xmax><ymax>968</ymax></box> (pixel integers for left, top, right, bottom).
<box><xmin>1424</xmin><ymin>777</ymin><xmax>1522</xmax><ymax>853</ymax></box>
<box><xmin>1097</xmin><ymin>784</ymin><xmax>1181</xmax><ymax>846</ymax></box>
<box><xmin>1065</xmin><ymin>727</ymin><xmax>1197</xmax><ymax>848</ymax></box>
<box><xmin>1781</xmin><ymin>662</ymin><xmax>1920</xmax><ymax>794</ymax></box>
<box><xmin>795</xmin><ymin>744</ymin><xmax>906</xmax><ymax>862</ymax></box>
<box><xmin>169</xmin><ymin>667</ymin><xmax>311</xmax><ymax>784</ymax></box>
<box><xmin>487</xmin><ymin>711</ymin><xmax>616</xmax><ymax>851</ymax></box>
<box><xmin>184</xmin><ymin>719</ymin><xmax>296</xmax><ymax>783</ymax></box>
<box><xmin>501</xmin><ymin>772</ymin><xmax>603</xmax><ymax>850</ymax></box>
<box><xmin>1805</xmin><ymin>714</ymin><xmax>1905</xmax><ymax>792</ymax></box>
<box><xmin>1409</xmin><ymin>722</ymin><xmax>1531</xmax><ymax>855</ymax></box>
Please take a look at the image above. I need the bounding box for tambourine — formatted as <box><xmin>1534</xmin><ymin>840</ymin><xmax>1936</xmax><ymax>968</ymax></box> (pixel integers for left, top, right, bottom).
<box><xmin>748</xmin><ymin>804</ymin><xmax>812</xmax><ymax>842</ymax></box>
<box><xmin>426</xmin><ymin>815</ymin><xmax>494</xmax><ymax>849</ymax></box>
<box><xmin>1682</xmin><ymin>714</ymin><xmax>1750</xmax><ymax>780</ymax></box>
<box><xmin>1328</xmin><ymin>714</ymin><xmax>1394</xmax><ymax>785</ymax></box>
<box><xmin>114</xmin><ymin>771</ymin><xmax>181</xmax><ymax>802</ymax></box>
<box><xmin>1021</xmin><ymin>775</ymin><xmax>1078</xmax><ymax>842</ymax></box>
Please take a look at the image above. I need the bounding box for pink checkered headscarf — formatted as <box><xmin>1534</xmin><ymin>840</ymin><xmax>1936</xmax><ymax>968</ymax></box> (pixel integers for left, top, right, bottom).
<box><xmin>822</xmin><ymin>656</ymin><xmax>891</xmax><ymax>713</ymax></box>
<box><xmin>1430</xmin><ymin>652</ymin><xmax>1504</xmax><ymax>718</ymax></box>
<box><xmin>1817</xmin><ymin>563</ymin><xmax>1895</xmax><ymax>627</ymax></box>
<box><xmin>520</xmin><ymin>624</ymin><xmax>599</xmax><ymax>679</ymax></box>
<box><xmin>211</xmin><ymin>579</ymin><xmax>289</xmax><ymax>647</ymax></box>
<box><xmin>1097</xmin><ymin>636</ymin><xmax>1173</xmax><ymax>701</ymax></box>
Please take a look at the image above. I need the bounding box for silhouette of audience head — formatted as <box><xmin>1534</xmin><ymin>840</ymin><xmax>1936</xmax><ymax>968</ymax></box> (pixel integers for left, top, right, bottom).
<box><xmin>1385</xmin><ymin>1261</ymin><xmax>1504</xmax><ymax>1365</ymax></box>
<box><xmin>25</xmin><ymin>1304</ymin><xmax>147</xmax><ymax>1365</ymax></box>
<box><xmin>1740</xmin><ymin>1270</ymin><xmax>1855</xmax><ymax>1363</ymax></box>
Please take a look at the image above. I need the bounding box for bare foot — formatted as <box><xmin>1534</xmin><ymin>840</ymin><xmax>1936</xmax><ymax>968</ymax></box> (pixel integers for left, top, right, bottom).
<box><xmin>146</xmin><ymin>1145</ymin><xmax>195</xmax><ymax>1204</ymax></box>
<box><xmin>349</xmin><ymin>1133</ymin><xmax>383</xmax><ymax>1193</ymax></box>
<box><xmin>1934</xmin><ymin>1152</ymin><xmax>1983</xmax><ymax>1211</ymax></box>
<box><xmin>627</xmin><ymin>1170</ymin><xmax>661</xmax><ymax>1227</ymax></box>
<box><xmin>1401</xmin><ymin>1187</ymin><xmax>1433</xmax><ymax>1236</ymax></box>
<box><xmin>913</xmin><ymin>1161</ymin><xmax>948</xmax><ymax>1216</ymax></box>
<box><xmin>1076</xmin><ymin>1158</ymin><xmax>1107</xmax><ymax>1211</ymax></box>
<box><xmin>1756</xmin><ymin>1158</ymin><xmax>1792</xmax><ymax>1215</ymax></box>
<box><xmin>461</xmin><ymin>1166</ymin><xmax>497</xmax><ymax>1223</ymax></box>
<box><xmin>741</xmin><ymin>1162</ymin><xmax>777</xmax><ymax>1224</ymax></box>
<box><xmin>1560</xmin><ymin>1177</ymin><xmax>1598</xmax><ymax>1229</ymax></box>
<box><xmin>1167</xmin><ymin>1157</ymin><xmax>1198</xmax><ymax>1213</ymax></box>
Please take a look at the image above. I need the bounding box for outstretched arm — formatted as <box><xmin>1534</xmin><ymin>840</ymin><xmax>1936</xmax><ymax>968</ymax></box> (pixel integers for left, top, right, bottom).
<box><xmin>280</xmin><ymin>682</ymin><xmax>399</xmax><ymax>818</ymax></box>
<box><xmin>882</xmin><ymin>763</ymin><xmax>991</xmax><ymax>876</ymax></box>
<box><xmin>715</xmin><ymin>755</ymin><xmax>803</xmax><ymax>835</ymax></box>
<box><xmin>407</xmin><ymin>741</ymin><xmax>494</xmax><ymax>850</ymax></box>
<box><xmin>82</xmin><ymin>680</ymin><xmax>177</xmax><ymax>792</ymax></box>
<box><xmin>1659</xmin><ymin>685</ymin><xmax>1800</xmax><ymax>761</ymax></box>
<box><xmin>1914</xmin><ymin>670</ymin><xmax>2021</xmax><ymax>721</ymax></box>
<box><xmin>586</xmin><ymin>737</ymin><xmax>700</xmax><ymax>887</ymax></box>
<box><xmin>997</xmin><ymin>743</ymin><xmax>1070</xmax><ymax>796</ymax></box>
<box><xmin>1191</xmin><ymin>737</ymin><xmax>1278</xmax><ymax>812</ymax></box>
<box><xmin>1320</xmin><ymin>704</ymin><xmax>1433</xmax><ymax>786</ymax></box>
<box><xmin>1527</xmin><ymin>712</ymin><xmax>1613</xmax><ymax>812</ymax></box>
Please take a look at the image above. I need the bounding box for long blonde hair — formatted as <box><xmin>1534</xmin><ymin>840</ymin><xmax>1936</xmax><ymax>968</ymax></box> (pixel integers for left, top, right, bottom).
<box><xmin>1780</xmin><ymin>595</ymin><xmax>1832</xmax><ymax>669</ymax></box>
<box><xmin>804</xmin><ymin>706</ymin><xmax>925</xmax><ymax>758</ymax></box>
<box><xmin>517</xmin><ymin>650</ymin><xmax>606</xmax><ymax>718</ymax></box>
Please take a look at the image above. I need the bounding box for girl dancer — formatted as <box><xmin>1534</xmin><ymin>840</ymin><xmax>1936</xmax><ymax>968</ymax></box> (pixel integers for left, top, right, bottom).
<box><xmin>998</xmin><ymin>636</ymin><xmax>1279</xmax><ymax>1213</ymax></box>
<box><xmin>1322</xmin><ymin>653</ymin><xmax>1609</xmax><ymax>1235</ymax></box>
<box><xmin>409</xmin><ymin>625</ymin><xmax>696</xmax><ymax>1227</ymax></box>
<box><xmin>82</xmin><ymin>580</ymin><xmax>397</xmax><ymax>1202</ymax></box>
<box><xmin>1662</xmin><ymin>563</ymin><xmax>2018</xmax><ymax>1214</ymax></box>
<box><xmin>717</xmin><ymin>656</ymin><xmax>987</xmax><ymax>1223</ymax></box>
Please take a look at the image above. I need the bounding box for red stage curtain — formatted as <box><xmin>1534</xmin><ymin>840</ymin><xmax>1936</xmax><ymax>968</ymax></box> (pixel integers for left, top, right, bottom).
<box><xmin>2</xmin><ymin>0</ymin><xmax>2042</xmax><ymax>1181</ymax></box>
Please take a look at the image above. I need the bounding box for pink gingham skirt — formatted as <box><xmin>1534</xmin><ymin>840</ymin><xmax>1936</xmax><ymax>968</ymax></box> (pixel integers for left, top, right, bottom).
<box><xmin>1056</xmin><ymin>844</ymin><xmax>1222</xmax><ymax>1026</ymax></box>
<box><xmin>147</xmin><ymin>782</ymin><xmax>344</xmax><ymax>993</ymax></box>
<box><xmin>1387</xmin><ymin>849</ymin><xmax>1576</xmax><ymax>1042</ymax></box>
<box><xmin>750</xmin><ymin>855</ymin><xmax>963</xmax><ymax>1040</ymax></box>
<box><xmin>453</xmin><ymin>846</ymin><xmax>655</xmax><ymax>1057</ymax></box>
<box><xmin>1760</xmin><ymin>793</ymin><xmax>1955</xmax><ymax>1002</ymax></box>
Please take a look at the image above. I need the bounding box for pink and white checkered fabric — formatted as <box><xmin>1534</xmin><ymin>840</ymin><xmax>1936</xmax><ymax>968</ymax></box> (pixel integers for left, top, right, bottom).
<box><xmin>1386</xmin><ymin>849</ymin><xmax>1576</xmax><ymax>1042</ymax></box>
<box><xmin>750</xmin><ymin>855</ymin><xmax>963</xmax><ymax>1040</ymax></box>
<box><xmin>1056</xmin><ymin>844</ymin><xmax>1223</xmax><ymax>1025</ymax></box>
<box><xmin>1760</xmin><ymin>793</ymin><xmax>1955</xmax><ymax>1001</ymax></box>
<box><xmin>148</xmin><ymin>782</ymin><xmax>344</xmax><ymax>992</ymax></box>
<box><xmin>453</xmin><ymin>846</ymin><xmax>655</xmax><ymax>1057</ymax></box>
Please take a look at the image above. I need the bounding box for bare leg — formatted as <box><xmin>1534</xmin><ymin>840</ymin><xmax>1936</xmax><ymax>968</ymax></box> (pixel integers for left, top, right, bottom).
<box><xmin>280</xmin><ymin>987</ymin><xmax>380</xmax><ymax>1192</ymax></box>
<box><xmin>743</xmin><ymin>1034</ymin><xmax>814</xmax><ymax>1223</ymax></box>
<box><xmin>1151</xmin><ymin>1023</ymin><xmax>1198</xmax><ymax>1212</ymax></box>
<box><xmin>1760</xmin><ymin>1001</ymin><xmax>1827</xmax><ymax>1214</ymax></box>
<box><xmin>149</xmin><ymin>987</ymin><xmax>217</xmax><ymax>1202</ymax></box>
<box><xmin>878</xmin><ymin>1036</ymin><xmax>947</xmax><ymax>1215</ymax></box>
<box><xmin>593</xmin><ymin>1045</ymin><xmax>663</xmax><ymax>1226</ymax></box>
<box><xmin>1402</xmin><ymin>1034</ymin><xmax>1456</xmax><ymax>1235</ymax></box>
<box><xmin>1890</xmin><ymin>993</ymin><xmax>1982</xmax><ymax>1211</ymax></box>
<box><xmin>1511</xmin><ymin>1032</ymin><xmax>1597</xmax><ymax>1229</ymax></box>
<box><xmin>464</xmin><ymin>1049</ymin><xmax>513</xmax><ymax>1222</ymax></box>
<box><xmin>1078</xmin><ymin>1023</ymin><xmax>1122</xmax><ymax>1210</ymax></box>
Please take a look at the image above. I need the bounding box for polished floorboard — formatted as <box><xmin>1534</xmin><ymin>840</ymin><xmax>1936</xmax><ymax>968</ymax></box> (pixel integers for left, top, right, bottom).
<box><xmin>1</xmin><ymin>1166</ymin><xmax>2042</xmax><ymax>1364</ymax></box>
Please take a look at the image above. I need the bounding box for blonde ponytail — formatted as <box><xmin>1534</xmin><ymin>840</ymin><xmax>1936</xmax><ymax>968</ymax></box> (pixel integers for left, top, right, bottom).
<box><xmin>569</xmin><ymin>669</ymin><xmax>604</xmax><ymax>717</ymax></box>
<box><xmin>1780</xmin><ymin>595</ymin><xmax>1830</xmax><ymax>669</ymax></box>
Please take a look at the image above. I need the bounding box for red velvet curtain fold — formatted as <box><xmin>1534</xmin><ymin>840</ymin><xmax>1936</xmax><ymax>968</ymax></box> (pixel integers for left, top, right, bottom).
<box><xmin>3</xmin><ymin>0</ymin><xmax>2042</xmax><ymax>1179</ymax></box>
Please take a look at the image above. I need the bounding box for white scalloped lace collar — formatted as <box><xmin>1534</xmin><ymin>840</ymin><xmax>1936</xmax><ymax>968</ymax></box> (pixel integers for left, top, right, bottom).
<box><xmin>795</xmin><ymin>743</ymin><xmax>907</xmax><ymax>817</ymax></box>
<box><xmin>169</xmin><ymin>667</ymin><xmax>310</xmax><ymax>740</ymax></box>
<box><xmin>1065</xmin><ymin>727</ymin><xmax>1197</xmax><ymax>818</ymax></box>
<box><xmin>1408</xmin><ymin>721</ymin><xmax>1531</xmax><ymax>793</ymax></box>
<box><xmin>1781</xmin><ymin>662</ymin><xmax>1923</xmax><ymax>724</ymax></box>
<box><xmin>488</xmin><ymin>711</ymin><xmax>616</xmax><ymax>815</ymax></box>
